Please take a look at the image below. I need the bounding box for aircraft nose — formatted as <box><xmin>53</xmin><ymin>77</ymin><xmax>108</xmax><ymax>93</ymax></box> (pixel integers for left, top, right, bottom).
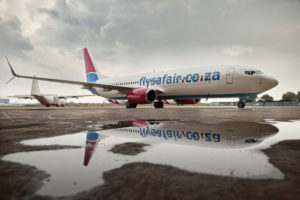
<box><xmin>261</xmin><ymin>76</ymin><xmax>278</xmax><ymax>91</ymax></box>
<box><xmin>273</xmin><ymin>78</ymin><xmax>279</xmax><ymax>87</ymax></box>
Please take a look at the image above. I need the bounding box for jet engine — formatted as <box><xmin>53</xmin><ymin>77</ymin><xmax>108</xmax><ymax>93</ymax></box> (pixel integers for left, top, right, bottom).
<box><xmin>174</xmin><ymin>98</ymin><xmax>200</xmax><ymax>105</ymax></box>
<box><xmin>127</xmin><ymin>88</ymin><xmax>156</xmax><ymax>104</ymax></box>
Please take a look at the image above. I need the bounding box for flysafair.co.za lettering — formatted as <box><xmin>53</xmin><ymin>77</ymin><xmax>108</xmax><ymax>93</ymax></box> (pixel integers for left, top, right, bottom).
<box><xmin>139</xmin><ymin>71</ymin><xmax>220</xmax><ymax>87</ymax></box>
<box><xmin>139</xmin><ymin>127</ymin><xmax>221</xmax><ymax>142</ymax></box>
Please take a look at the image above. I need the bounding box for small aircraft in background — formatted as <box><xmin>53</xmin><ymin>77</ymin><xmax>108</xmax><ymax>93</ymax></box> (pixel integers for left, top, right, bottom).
<box><xmin>9</xmin><ymin>79</ymin><xmax>92</xmax><ymax>107</ymax></box>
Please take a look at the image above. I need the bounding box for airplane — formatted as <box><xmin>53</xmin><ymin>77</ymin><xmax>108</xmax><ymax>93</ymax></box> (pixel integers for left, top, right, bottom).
<box><xmin>9</xmin><ymin>78</ymin><xmax>92</xmax><ymax>107</ymax></box>
<box><xmin>5</xmin><ymin>48</ymin><xmax>278</xmax><ymax>109</ymax></box>
<box><xmin>83</xmin><ymin>120</ymin><xmax>278</xmax><ymax>166</ymax></box>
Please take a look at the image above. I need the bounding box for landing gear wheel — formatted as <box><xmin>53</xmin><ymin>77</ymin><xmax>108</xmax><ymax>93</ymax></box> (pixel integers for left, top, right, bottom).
<box><xmin>237</xmin><ymin>101</ymin><xmax>245</xmax><ymax>108</ymax></box>
<box><xmin>154</xmin><ymin>101</ymin><xmax>164</xmax><ymax>108</ymax></box>
<box><xmin>126</xmin><ymin>102</ymin><xmax>137</xmax><ymax>108</ymax></box>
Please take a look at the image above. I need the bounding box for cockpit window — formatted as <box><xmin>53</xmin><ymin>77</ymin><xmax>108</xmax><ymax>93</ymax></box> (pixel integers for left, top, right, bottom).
<box><xmin>245</xmin><ymin>71</ymin><xmax>255</xmax><ymax>75</ymax></box>
<box><xmin>244</xmin><ymin>70</ymin><xmax>264</xmax><ymax>75</ymax></box>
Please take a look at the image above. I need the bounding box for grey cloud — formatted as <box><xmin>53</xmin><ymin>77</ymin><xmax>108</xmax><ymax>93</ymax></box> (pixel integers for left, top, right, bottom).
<box><xmin>0</xmin><ymin>15</ymin><xmax>33</xmax><ymax>57</ymax></box>
<box><xmin>38</xmin><ymin>8</ymin><xmax>59</xmax><ymax>19</ymax></box>
<box><xmin>32</xmin><ymin>0</ymin><xmax>300</xmax><ymax>61</ymax></box>
<box><xmin>39</xmin><ymin>0</ymin><xmax>80</xmax><ymax>25</ymax></box>
<box><xmin>1</xmin><ymin>0</ymin><xmax>299</xmax><ymax>99</ymax></box>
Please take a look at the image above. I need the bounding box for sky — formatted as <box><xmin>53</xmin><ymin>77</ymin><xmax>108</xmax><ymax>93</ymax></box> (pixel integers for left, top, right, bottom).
<box><xmin>0</xmin><ymin>0</ymin><xmax>300</xmax><ymax>102</ymax></box>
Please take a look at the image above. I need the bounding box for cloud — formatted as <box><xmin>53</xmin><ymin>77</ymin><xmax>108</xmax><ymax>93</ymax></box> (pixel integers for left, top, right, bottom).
<box><xmin>223</xmin><ymin>45</ymin><xmax>254</xmax><ymax>56</ymax></box>
<box><xmin>0</xmin><ymin>15</ymin><xmax>33</xmax><ymax>57</ymax></box>
<box><xmin>0</xmin><ymin>0</ymin><xmax>300</xmax><ymax>100</ymax></box>
<box><xmin>29</xmin><ymin>0</ymin><xmax>300</xmax><ymax>61</ymax></box>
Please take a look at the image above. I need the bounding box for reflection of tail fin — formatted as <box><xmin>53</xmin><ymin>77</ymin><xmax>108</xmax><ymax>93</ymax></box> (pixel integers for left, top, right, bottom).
<box><xmin>83</xmin><ymin>131</ymin><xmax>99</xmax><ymax>166</ymax></box>
<box><xmin>31</xmin><ymin>79</ymin><xmax>41</xmax><ymax>95</ymax></box>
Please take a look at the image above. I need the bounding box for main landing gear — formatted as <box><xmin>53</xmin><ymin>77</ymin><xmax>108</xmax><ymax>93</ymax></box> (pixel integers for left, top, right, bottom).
<box><xmin>237</xmin><ymin>101</ymin><xmax>245</xmax><ymax>108</ymax></box>
<box><xmin>125</xmin><ymin>101</ymin><xmax>164</xmax><ymax>109</ymax></box>
<box><xmin>126</xmin><ymin>102</ymin><xmax>137</xmax><ymax>108</ymax></box>
<box><xmin>154</xmin><ymin>101</ymin><xmax>164</xmax><ymax>108</ymax></box>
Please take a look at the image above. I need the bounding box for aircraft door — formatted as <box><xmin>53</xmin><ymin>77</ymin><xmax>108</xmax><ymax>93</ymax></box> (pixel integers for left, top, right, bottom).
<box><xmin>226</xmin><ymin>67</ymin><xmax>235</xmax><ymax>84</ymax></box>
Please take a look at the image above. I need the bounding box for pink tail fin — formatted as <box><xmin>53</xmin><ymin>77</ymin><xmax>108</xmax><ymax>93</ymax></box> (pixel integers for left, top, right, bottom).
<box><xmin>83</xmin><ymin>48</ymin><xmax>99</xmax><ymax>82</ymax></box>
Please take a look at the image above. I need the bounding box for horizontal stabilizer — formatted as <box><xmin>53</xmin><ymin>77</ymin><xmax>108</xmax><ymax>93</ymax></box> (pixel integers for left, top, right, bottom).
<box><xmin>57</xmin><ymin>94</ymin><xmax>95</xmax><ymax>99</ymax></box>
<box><xmin>8</xmin><ymin>95</ymin><xmax>34</xmax><ymax>99</ymax></box>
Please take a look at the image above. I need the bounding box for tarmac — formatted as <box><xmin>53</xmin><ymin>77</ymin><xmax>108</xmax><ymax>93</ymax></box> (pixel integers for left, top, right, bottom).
<box><xmin>0</xmin><ymin>106</ymin><xmax>300</xmax><ymax>200</ymax></box>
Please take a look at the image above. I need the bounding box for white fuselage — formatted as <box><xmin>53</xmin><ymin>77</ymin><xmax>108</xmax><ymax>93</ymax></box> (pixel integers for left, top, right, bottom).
<box><xmin>92</xmin><ymin>66</ymin><xmax>277</xmax><ymax>100</ymax></box>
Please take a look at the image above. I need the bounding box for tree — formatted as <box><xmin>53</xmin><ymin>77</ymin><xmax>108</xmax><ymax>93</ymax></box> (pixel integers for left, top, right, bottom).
<box><xmin>261</xmin><ymin>94</ymin><xmax>273</xmax><ymax>102</ymax></box>
<box><xmin>282</xmin><ymin>92</ymin><xmax>297</xmax><ymax>101</ymax></box>
<box><xmin>297</xmin><ymin>91</ymin><xmax>300</xmax><ymax>101</ymax></box>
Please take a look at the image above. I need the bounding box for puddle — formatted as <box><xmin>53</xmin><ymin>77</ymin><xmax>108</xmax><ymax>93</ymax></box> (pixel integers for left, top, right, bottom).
<box><xmin>3</xmin><ymin>120</ymin><xmax>300</xmax><ymax>197</ymax></box>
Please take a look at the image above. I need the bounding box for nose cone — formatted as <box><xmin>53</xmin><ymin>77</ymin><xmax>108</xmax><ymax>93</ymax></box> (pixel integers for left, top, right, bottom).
<box><xmin>261</xmin><ymin>76</ymin><xmax>278</xmax><ymax>91</ymax></box>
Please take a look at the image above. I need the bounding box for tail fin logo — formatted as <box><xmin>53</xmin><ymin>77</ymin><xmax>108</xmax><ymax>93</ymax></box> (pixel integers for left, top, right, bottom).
<box><xmin>84</xmin><ymin>48</ymin><xmax>99</xmax><ymax>83</ymax></box>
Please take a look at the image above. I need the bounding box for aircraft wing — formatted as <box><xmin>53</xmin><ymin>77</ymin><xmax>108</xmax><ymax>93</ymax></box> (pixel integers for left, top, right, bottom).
<box><xmin>8</xmin><ymin>95</ymin><xmax>34</xmax><ymax>99</ymax></box>
<box><xmin>5</xmin><ymin>57</ymin><xmax>134</xmax><ymax>94</ymax></box>
<box><xmin>57</xmin><ymin>94</ymin><xmax>96</xmax><ymax>99</ymax></box>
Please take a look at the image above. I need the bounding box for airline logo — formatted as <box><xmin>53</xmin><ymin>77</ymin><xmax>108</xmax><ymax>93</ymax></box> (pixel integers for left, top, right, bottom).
<box><xmin>139</xmin><ymin>71</ymin><xmax>220</xmax><ymax>87</ymax></box>
<box><xmin>84</xmin><ymin>48</ymin><xmax>99</xmax><ymax>83</ymax></box>
<box><xmin>139</xmin><ymin>127</ymin><xmax>221</xmax><ymax>142</ymax></box>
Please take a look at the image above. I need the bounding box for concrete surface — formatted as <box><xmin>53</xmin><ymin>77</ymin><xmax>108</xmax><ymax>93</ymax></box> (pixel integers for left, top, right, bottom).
<box><xmin>0</xmin><ymin>106</ymin><xmax>300</xmax><ymax>200</ymax></box>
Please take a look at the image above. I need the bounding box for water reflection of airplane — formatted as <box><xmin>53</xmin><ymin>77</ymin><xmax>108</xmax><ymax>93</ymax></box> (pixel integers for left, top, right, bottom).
<box><xmin>84</xmin><ymin>120</ymin><xmax>278</xmax><ymax>166</ymax></box>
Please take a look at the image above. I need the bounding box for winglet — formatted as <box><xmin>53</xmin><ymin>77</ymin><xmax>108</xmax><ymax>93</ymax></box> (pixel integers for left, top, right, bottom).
<box><xmin>5</xmin><ymin>76</ymin><xmax>15</xmax><ymax>85</ymax></box>
<box><xmin>5</xmin><ymin>56</ymin><xmax>19</xmax><ymax>77</ymax></box>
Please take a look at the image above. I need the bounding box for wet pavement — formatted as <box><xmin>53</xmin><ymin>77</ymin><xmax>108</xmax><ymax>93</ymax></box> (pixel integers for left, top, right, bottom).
<box><xmin>1</xmin><ymin>107</ymin><xmax>300</xmax><ymax>199</ymax></box>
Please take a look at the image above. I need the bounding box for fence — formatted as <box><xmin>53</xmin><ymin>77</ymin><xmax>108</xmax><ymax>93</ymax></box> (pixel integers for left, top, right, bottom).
<box><xmin>246</xmin><ymin>101</ymin><xmax>300</xmax><ymax>106</ymax></box>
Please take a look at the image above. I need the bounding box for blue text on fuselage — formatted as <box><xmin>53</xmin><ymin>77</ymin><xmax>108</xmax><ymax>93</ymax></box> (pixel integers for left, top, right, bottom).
<box><xmin>140</xmin><ymin>127</ymin><xmax>221</xmax><ymax>142</ymax></box>
<box><xmin>139</xmin><ymin>71</ymin><xmax>220</xmax><ymax>87</ymax></box>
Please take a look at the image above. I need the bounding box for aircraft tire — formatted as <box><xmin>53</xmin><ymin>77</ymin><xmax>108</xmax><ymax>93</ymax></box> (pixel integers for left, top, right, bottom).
<box><xmin>126</xmin><ymin>102</ymin><xmax>137</xmax><ymax>108</ymax></box>
<box><xmin>237</xmin><ymin>101</ymin><xmax>245</xmax><ymax>108</ymax></box>
<box><xmin>154</xmin><ymin>101</ymin><xmax>164</xmax><ymax>108</ymax></box>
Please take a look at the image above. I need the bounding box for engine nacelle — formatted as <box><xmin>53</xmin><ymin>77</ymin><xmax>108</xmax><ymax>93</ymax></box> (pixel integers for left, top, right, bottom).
<box><xmin>174</xmin><ymin>98</ymin><xmax>200</xmax><ymax>105</ymax></box>
<box><xmin>127</xmin><ymin>88</ymin><xmax>156</xmax><ymax>104</ymax></box>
